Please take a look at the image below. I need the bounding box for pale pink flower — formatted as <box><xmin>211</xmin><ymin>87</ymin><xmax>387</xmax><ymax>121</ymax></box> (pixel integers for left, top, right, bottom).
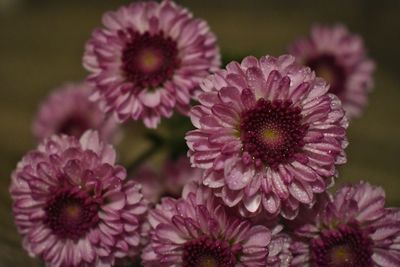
<box><xmin>83</xmin><ymin>0</ymin><xmax>220</xmax><ymax>128</ymax></box>
<box><xmin>289</xmin><ymin>24</ymin><xmax>375</xmax><ymax>118</ymax></box>
<box><xmin>186</xmin><ymin>55</ymin><xmax>348</xmax><ymax>219</ymax></box>
<box><xmin>142</xmin><ymin>183</ymin><xmax>271</xmax><ymax>266</ymax></box>
<box><xmin>10</xmin><ymin>131</ymin><xmax>148</xmax><ymax>267</ymax></box>
<box><xmin>33</xmin><ymin>82</ymin><xmax>118</xmax><ymax>141</ymax></box>
<box><xmin>289</xmin><ymin>181</ymin><xmax>400</xmax><ymax>267</ymax></box>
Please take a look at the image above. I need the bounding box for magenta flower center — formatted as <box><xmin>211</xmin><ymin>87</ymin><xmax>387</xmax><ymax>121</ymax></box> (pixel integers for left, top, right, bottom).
<box><xmin>182</xmin><ymin>236</ymin><xmax>240</xmax><ymax>267</ymax></box>
<box><xmin>121</xmin><ymin>30</ymin><xmax>180</xmax><ymax>89</ymax></box>
<box><xmin>240</xmin><ymin>98</ymin><xmax>307</xmax><ymax>168</ymax></box>
<box><xmin>57</xmin><ymin>115</ymin><xmax>91</xmax><ymax>138</ymax></box>
<box><xmin>306</xmin><ymin>54</ymin><xmax>346</xmax><ymax>96</ymax></box>
<box><xmin>311</xmin><ymin>224</ymin><xmax>373</xmax><ymax>267</ymax></box>
<box><xmin>44</xmin><ymin>188</ymin><xmax>100</xmax><ymax>240</ymax></box>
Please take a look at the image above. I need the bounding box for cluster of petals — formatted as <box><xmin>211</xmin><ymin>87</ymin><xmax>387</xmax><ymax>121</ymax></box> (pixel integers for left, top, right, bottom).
<box><xmin>83</xmin><ymin>0</ymin><xmax>220</xmax><ymax>128</ymax></box>
<box><xmin>289</xmin><ymin>24</ymin><xmax>375</xmax><ymax>118</ymax></box>
<box><xmin>134</xmin><ymin>156</ymin><xmax>203</xmax><ymax>203</ymax></box>
<box><xmin>266</xmin><ymin>225</ymin><xmax>293</xmax><ymax>267</ymax></box>
<box><xmin>142</xmin><ymin>182</ymin><xmax>273</xmax><ymax>266</ymax></box>
<box><xmin>33</xmin><ymin>82</ymin><xmax>118</xmax><ymax>141</ymax></box>
<box><xmin>10</xmin><ymin>131</ymin><xmax>148</xmax><ymax>267</ymax></box>
<box><xmin>186</xmin><ymin>54</ymin><xmax>348</xmax><ymax>219</ymax></box>
<box><xmin>289</xmin><ymin>181</ymin><xmax>400</xmax><ymax>267</ymax></box>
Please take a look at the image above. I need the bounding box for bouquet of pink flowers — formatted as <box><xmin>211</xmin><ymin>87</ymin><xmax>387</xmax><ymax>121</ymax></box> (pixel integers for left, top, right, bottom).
<box><xmin>9</xmin><ymin>1</ymin><xmax>399</xmax><ymax>267</ymax></box>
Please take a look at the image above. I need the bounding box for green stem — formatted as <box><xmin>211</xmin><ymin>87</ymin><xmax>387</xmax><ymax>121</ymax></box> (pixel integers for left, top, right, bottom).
<box><xmin>126</xmin><ymin>132</ymin><xmax>164</xmax><ymax>175</ymax></box>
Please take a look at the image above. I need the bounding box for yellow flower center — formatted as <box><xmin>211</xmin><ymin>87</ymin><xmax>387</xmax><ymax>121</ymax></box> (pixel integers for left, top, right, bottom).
<box><xmin>139</xmin><ymin>49</ymin><xmax>162</xmax><ymax>72</ymax></box>
<box><xmin>329</xmin><ymin>245</ymin><xmax>355</xmax><ymax>266</ymax></box>
<box><xmin>198</xmin><ymin>256</ymin><xmax>217</xmax><ymax>267</ymax></box>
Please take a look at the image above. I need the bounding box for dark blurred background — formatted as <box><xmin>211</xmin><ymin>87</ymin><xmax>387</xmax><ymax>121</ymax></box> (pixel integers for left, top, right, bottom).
<box><xmin>1</xmin><ymin>0</ymin><xmax>400</xmax><ymax>265</ymax></box>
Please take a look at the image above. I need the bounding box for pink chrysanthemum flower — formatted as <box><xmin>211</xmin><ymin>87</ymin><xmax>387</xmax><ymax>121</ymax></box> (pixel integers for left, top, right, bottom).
<box><xmin>83</xmin><ymin>0</ymin><xmax>220</xmax><ymax>128</ymax></box>
<box><xmin>186</xmin><ymin>55</ymin><xmax>348</xmax><ymax>219</ymax></box>
<box><xmin>142</xmin><ymin>183</ymin><xmax>271</xmax><ymax>266</ymax></box>
<box><xmin>33</xmin><ymin>82</ymin><xmax>118</xmax><ymax>141</ymax></box>
<box><xmin>289</xmin><ymin>24</ymin><xmax>375</xmax><ymax>118</ymax></box>
<box><xmin>134</xmin><ymin>156</ymin><xmax>203</xmax><ymax>203</ymax></box>
<box><xmin>289</xmin><ymin>181</ymin><xmax>400</xmax><ymax>267</ymax></box>
<box><xmin>10</xmin><ymin>131</ymin><xmax>148</xmax><ymax>267</ymax></box>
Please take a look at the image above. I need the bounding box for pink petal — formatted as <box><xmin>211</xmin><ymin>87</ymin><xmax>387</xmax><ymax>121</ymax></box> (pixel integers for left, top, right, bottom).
<box><xmin>288</xmin><ymin>180</ymin><xmax>313</xmax><ymax>204</ymax></box>
<box><xmin>244</xmin><ymin>225</ymin><xmax>271</xmax><ymax>248</ymax></box>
